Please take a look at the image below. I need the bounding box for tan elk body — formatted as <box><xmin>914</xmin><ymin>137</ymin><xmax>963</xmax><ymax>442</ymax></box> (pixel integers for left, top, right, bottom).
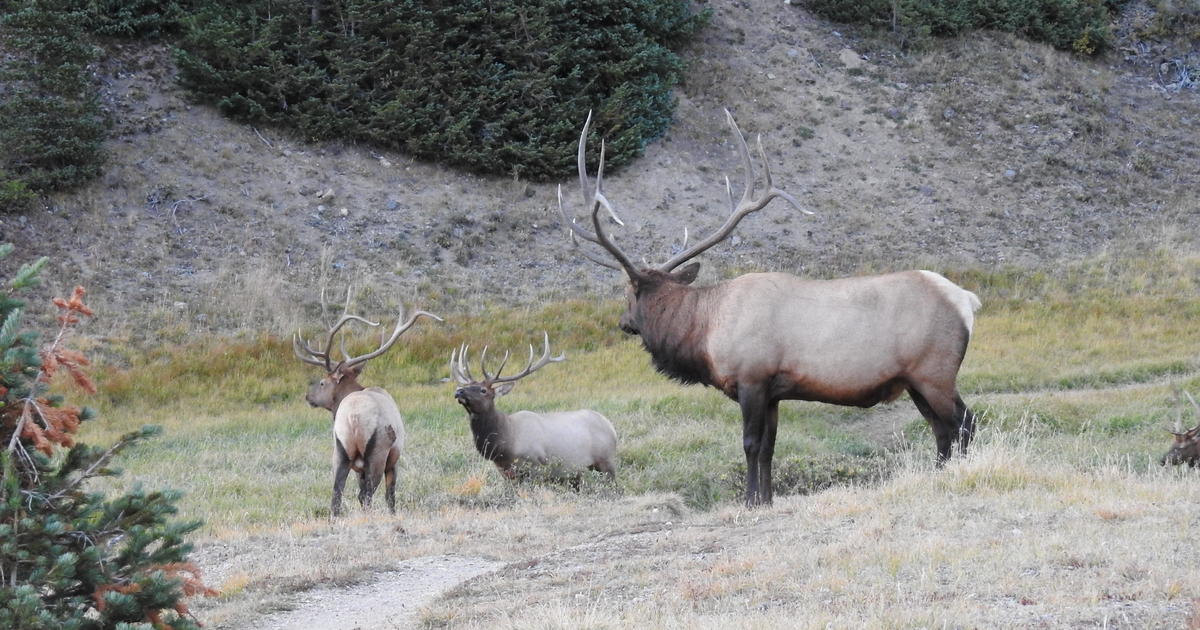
<box><xmin>294</xmin><ymin>306</ymin><xmax>441</xmax><ymax>516</ymax></box>
<box><xmin>451</xmin><ymin>333</ymin><xmax>618</xmax><ymax>482</ymax></box>
<box><xmin>563</xmin><ymin>111</ymin><xmax>980</xmax><ymax>506</ymax></box>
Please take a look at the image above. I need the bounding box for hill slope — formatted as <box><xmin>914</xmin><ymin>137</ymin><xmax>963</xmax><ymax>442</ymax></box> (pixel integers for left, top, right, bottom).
<box><xmin>4</xmin><ymin>0</ymin><xmax>1198</xmax><ymax>339</ymax></box>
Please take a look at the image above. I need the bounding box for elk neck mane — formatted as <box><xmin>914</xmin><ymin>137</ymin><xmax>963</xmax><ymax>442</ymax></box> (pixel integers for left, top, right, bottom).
<box><xmin>636</xmin><ymin>280</ymin><xmax>715</xmax><ymax>386</ymax></box>
<box><xmin>467</xmin><ymin>407</ymin><xmax>513</xmax><ymax>464</ymax></box>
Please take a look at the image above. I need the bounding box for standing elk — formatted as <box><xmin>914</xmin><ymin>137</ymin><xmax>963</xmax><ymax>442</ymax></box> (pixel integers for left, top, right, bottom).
<box><xmin>561</xmin><ymin>110</ymin><xmax>981</xmax><ymax>507</ymax></box>
<box><xmin>1162</xmin><ymin>391</ymin><xmax>1200</xmax><ymax>467</ymax></box>
<box><xmin>294</xmin><ymin>305</ymin><xmax>442</xmax><ymax>516</ymax></box>
<box><xmin>450</xmin><ymin>332</ymin><xmax>618</xmax><ymax>485</ymax></box>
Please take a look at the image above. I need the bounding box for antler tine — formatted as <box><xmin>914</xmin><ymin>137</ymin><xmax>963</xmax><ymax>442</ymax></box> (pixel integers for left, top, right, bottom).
<box><xmin>568</xmin><ymin>224</ymin><xmax>623</xmax><ymax>270</ymax></box>
<box><xmin>450</xmin><ymin>345</ymin><xmax>473</xmax><ymax>385</ymax></box>
<box><xmin>491</xmin><ymin>331</ymin><xmax>566</xmax><ymax>385</ymax></box>
<box><xmin>657</xmin><ymin>110</ymin><xmax>812</xmax><ymax>273</ymax></box>
<box><xmin>293</xmin><ymin>330</ymin><xmax>331</xmax><ymax>369</ymax></box>
<box><xmin>342</xmin><ymin>307</ymin><xmax>444</xmax><ymax>369</ymax></box>
<box><xmin>458</xmin><ymin>343</ymin><xmax>476</xmax><ymax>382</ymax></box>
<box><xmin>1184</xmin><ymin>390</ymin><xmax>1200</xmax><ymax>433</ymax></box>
<box><xmin>323</xmin><ymin>313</ymin><xmax>379</xmax><ymax>368</ymax></box>
<box><xmin>578</xmin><ymin>110</ymin><xmax>594</xmax><ymax>209</ymax></box>
<box><xmin>561</xmin><ymin>113</ymin><xmax>640</xmax><ymax>277</ymax></box>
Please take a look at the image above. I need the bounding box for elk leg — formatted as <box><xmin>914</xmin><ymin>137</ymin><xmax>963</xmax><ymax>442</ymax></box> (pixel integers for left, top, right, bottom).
<box><xmin>331</xmin><ymin>440</ymin><xmax>351</xmax><ymax>517</ymax></box>
<box><xmin>739</xmin><ymin>383</ymin><xmax>770</xmax><ymax>507</ymax></box>
<box><xmin>592</xmin><ymin>459</ymin><xmax>617</xmax><ymax>482</ymax></box>
<box><xmin>955</xmin><ymin>394</ymin><xmax>976</xmax><ymax>454</ymax></box>
<box><xmin>357</xmin><ymin>468</ymin><xmax>373</xmax><ymax>508</ymax></box>
<box><xmin>384</xmin><ymin>448</ymin><xmax>399</xmax><ymax>514</ymax></box>
<box><xmin>908</xmin><ymin>386</ymin><xmax>956</xmax><ymax>465</ymax></box>
<box><xmin>758</xmin><ymin>400</ymin><xmax>780</xmax><ymax>505</ymax></box>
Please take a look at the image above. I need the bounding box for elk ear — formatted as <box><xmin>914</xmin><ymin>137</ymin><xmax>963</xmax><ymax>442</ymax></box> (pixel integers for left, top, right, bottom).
<box><xmin>345</xmin><ymin>363</ymin><xmax>364</xmax><ymax>379</ymax></box>
<box><xmin>494</xmin><ymin>382</ymin><xmax>516</xmax><ymax>397</ymax></box>
<box><xmin>672</xmin><ymin>262</ymin><xmax>701</xmax><ymax>285</ymax></box>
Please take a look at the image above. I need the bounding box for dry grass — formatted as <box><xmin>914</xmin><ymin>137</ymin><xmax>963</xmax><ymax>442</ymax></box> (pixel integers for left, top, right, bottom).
<box><xmin>62</xmin><ymin>249</ymin><xmax>1200</xmax><ymax>628</ymax></box>
<box><xmin>428</xmin><ymin>432</ymin><xmax>1200</xmax><ymax>629</ymax></box>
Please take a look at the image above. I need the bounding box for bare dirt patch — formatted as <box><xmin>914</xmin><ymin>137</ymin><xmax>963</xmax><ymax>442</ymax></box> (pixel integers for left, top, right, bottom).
<box><xmin>255</xmin><ymin>555</ymin><xmax>502</xmax><ymax>630</ymax></box>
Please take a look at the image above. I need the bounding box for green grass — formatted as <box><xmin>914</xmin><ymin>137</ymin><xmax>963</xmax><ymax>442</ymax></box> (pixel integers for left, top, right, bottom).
<box><xmin>74</xmin><ymin>252</ymin><xmax>1200</xmax><ymax>534</ymax></box>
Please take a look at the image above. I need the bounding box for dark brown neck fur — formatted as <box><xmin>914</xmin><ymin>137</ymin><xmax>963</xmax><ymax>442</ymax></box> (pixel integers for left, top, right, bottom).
<box><xmin>466</xmin><ymin>406</ymin><xmax>515</xmax><ymax>466</ymax></box>
<box><xmin>635</xmin><ymin>282</ymin><xmax>714</xmax><ymax>386</ymax></box>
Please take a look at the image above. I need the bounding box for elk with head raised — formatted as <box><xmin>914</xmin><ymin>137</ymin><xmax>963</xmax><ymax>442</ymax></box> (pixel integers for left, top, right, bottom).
<box><xmin>450</xmin><ymin>332</ymin><xmax>618</xmax><ymax>484</ymax></box>
<box><xmin>294</xmin><ymin>304</ymin><xmax>442</xmax><ymax>516</ymax></box>
<box><xmin>1161</xmin><ymin>391</ymin><xmax>1200</xmax><ymax>467</ymax></box>
<box><xmin>561</xmin><ymin>110</ymin><xmax>982</xmax><ymax>507</ymax></box>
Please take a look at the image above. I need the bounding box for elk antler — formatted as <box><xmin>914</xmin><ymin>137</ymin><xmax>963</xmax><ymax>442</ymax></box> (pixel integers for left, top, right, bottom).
<box><xmin>340</xmin><ymin>307</ymin><xmax>443</xmax><ymax>370</ymax></box>
<box><xmin>293</xmin><ymin>314</ymin><xmax>376</xmax><ymax>371</ymax></box>
<box><xmin>452</xmin><ymin>332</ymin><xmax>565</xmax><ymax>386</ymax></box>
<box><xmin>657</xmin><ymin>109</ymin><xmax>811</xmax><ymax>272</ymax></box>
<box><xmin>561</xmin><ymin>109</ymin><xmax>809</xmax><ymax>275</ymax></box>
<box><xmin>296</xmin><ymin>306</ymin><xmax>442</xmax><ymax>372</ymax></box>
<box><xmin>488</xmin><ymin>331</ymin><xmax>566</xmax><ymax>385</ymax></box>
<box><xmin>558</xmin><ymin>111</ymin><xmax>640</xmax><ymax>278</ymax></box>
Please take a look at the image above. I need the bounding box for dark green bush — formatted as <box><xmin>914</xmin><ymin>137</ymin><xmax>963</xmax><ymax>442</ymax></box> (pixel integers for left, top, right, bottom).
<box><xmin>805</xmin><ymin>0</ymin><xmax>1117</xmax><ymax>54</ymax></box>
<box><xmin>174</xmin><ymin>0</ymin><xmax>709</xmax><ymax>179</ymax></box>
<box><xmin>82</xmin><ymin>0</ymin><xmax>192</xmax><ymax>39</ymax></box>
<box><xmin>0</xmin><ymin>0</ymin><xmax>107</xmax><ymax>203</ymax></box>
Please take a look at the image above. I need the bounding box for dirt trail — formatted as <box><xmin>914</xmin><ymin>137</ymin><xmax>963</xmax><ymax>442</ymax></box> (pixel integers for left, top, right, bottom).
<box><xmin>255</xmin><ymin>555</ymin><xmax>502</xmax><ymax>630</ymax></box>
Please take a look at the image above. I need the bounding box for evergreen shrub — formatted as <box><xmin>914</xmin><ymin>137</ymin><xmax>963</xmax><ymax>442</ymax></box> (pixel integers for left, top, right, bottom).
<box><xmin>174</xmin><ymin>0</ymin><xmax>709</xmax><ymax>179</ymax></box>
<box><xmin>0</xmin><ymin>1</ymin><xmax>107</xmax><ymax>206</ymax></box>
<box><xmin>0</xmin><ymin>244</ymin><xmax>213</xmax><ymax>629</ymax></box>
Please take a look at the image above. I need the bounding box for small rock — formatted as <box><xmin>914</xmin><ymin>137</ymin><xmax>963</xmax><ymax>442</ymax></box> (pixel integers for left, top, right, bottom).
<box><xmin>787</xmin><ymin>49</ymin><xmax>799</xmax><ymax>58</ymax></box>
<box><xmin>767</xmin><ymin>73</ymin><xmax>777</xmax><ymax>80</ymax></box>
<box><xmin>339</xmin><ymin>208</ymin><xmax>349</xmax><ymax>217</ymax></box>
<box><xmin>385</xmin><ymin>199</ymin><xmax>400</xmax><ymax>211</ymax></box>
<box><xmin>1004</xmin><ymin>169</ymin><xmax>1018</xmax><ymax>179</ymax></box>
<box><xmin>378</xmin><ymin>157</ymin><xmax>392</xmax><ymax>168</ymax></box>
<box><xmin>317</xmin><ymin>204</ymin><xmax>326</xmax><ymax>212</ymax></box>
<box><xmin>942</xmin><ymin>107</ymin><xmax>957</xmax><ymax>120</ymax></box>
<box><xmin>839</xmin><ymin>48</ymin><xmax>864</xmax><ymax>70</ymax></box>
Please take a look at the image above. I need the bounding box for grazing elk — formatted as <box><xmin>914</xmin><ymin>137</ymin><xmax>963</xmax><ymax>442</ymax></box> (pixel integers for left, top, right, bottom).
<box><xmin>294</xmin><ymin>305</ymin><xmax>442</xmax><ymax>516</ymax></box>
<box><xmin>450</xmin><ymin>332</ymin><xmax>618</xmax><ymax>485</ymax></box>
<box><xmin>561</xmin><ymin>110</ymin><xmax>981</xmax><ymax>506</ymax></box>
<box><xmin>1161</xmin><ymin>391</ymin><xmax>1200</xmax><ymax>467</ymax></box>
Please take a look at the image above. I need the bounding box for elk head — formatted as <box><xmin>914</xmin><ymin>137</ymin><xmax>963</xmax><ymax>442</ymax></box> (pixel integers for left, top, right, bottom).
<box><xmin>294</xmin><ymin>305</ymin><xmax>442</xmax><ymax>412</ymax></box>
<box><xmin>449</xmin><ymin>331</ymin><xmax>565</xmax><ymax>416</ymax></box>
<box><xmin>558</xmin><ymin>110</ymin><xmax>810</xmax><ymax>336</ymax></box>
<box><xmin>1162</xmin><ymin>391</ymin><xmax>1200</xmax><ymax>467</ymax></box>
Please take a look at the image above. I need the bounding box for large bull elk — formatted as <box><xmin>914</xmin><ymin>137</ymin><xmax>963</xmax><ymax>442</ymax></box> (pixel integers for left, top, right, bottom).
<box><xmin>294</xmin><ymin>304</ymin><xmax>442</xmax><ymax>515</ymax></box>
<box><xmin>450</xmin><ymin>332</ymin><xmax>618</xmax><ymax>485</ymax></box>
<box><xmin>561</xmin><ymin>110</ymin><xmax>981</xmax><ymax>506</ymax></box>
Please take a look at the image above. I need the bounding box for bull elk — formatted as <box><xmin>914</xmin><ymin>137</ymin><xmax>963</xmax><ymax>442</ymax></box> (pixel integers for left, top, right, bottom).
<box><xmin>1162</xmin><ymin>391</ymin><xmax>1200</xmax><ymax>467</ymax></box>
<box><xmin>450</xmin><ymin>332</ymin><xmax>618</xmax><ymax>485</ymax></box>
<box><xmin>561</xmin><ymin>110</ymin><xmax>981</xmax><ymax>506</ymax></box>
<box><xmin>294</xmin><ymin>304</ymin><xmax>442</xmax><ymax>516</ymax></box>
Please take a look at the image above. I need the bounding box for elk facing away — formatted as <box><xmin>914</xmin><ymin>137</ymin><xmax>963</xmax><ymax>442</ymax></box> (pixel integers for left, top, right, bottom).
<box><xmin>561</xmin><ymin>111</ymin><xmax>981</xmax><ymax>507</ymax></box>
<box><xmin>294</xmin><ymin>305</ymin><xmax>442</xmax><ymax>516</ymax></box>
<box><xmin>450</xmin><ymin>332</ymin><xmax>618</xmax><ymax>485</ymax></box>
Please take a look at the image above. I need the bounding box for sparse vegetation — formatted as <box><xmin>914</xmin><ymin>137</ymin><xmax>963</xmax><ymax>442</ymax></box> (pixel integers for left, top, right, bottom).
<box><xmin>804</xmin><ymin>0</ymin><xmax>1122</xmax><ymax>53</ymax></box>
